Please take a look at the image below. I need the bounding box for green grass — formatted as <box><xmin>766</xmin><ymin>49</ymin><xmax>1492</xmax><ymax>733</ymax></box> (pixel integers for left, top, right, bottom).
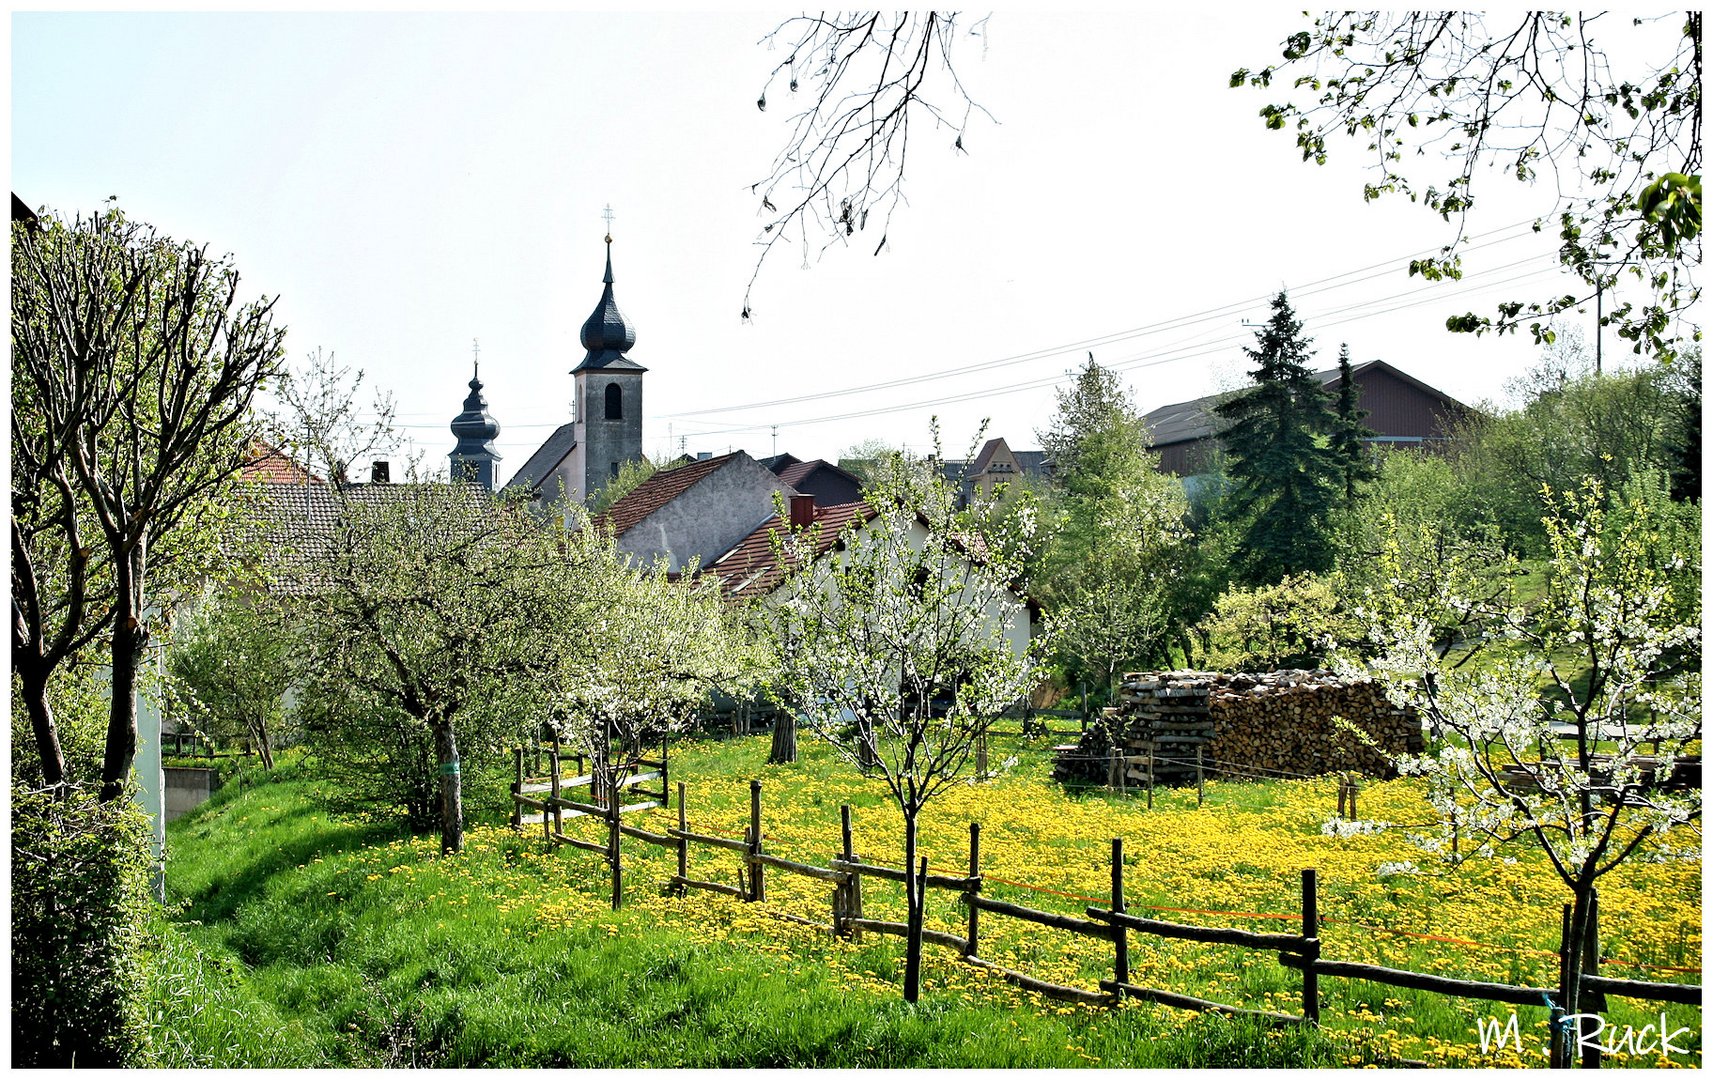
<box><xmin>151</xmin><ymin>734</ymin><xmax>1698</xmax><ymax>1068</ymax></box>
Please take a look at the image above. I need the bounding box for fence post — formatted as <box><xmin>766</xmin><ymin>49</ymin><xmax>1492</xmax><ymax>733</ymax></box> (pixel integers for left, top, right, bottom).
<box><xmin>1552</xmin><ymin>902</ymin><xmax>1573</xmax><ymax>1068</ymax></box>
<box><xmin>965</xmin><ymin>822</ymin><xmax>981</xmax><ymax>958</ymax></box>
<box><xmin>608</xmin><ymin>785</ymin><xmax>622</xmax><ymax>911</ymax></box>
<box><xmin>841</xmin><ymin>804</ymin><xmax>861</xmax><ymax>941</ymax></box>
<box><xmin>1146</xmin><ymin>751</ymin><xmax>1154</xmax><ymax>810</ymax></box>
<box><xmin>1337</xmin><ymin>775</ymin><xmax>1347</xmax><ymax>820</ymax></box>
<box><xmin>511</xmin><ymin>747</ymin><xmax>524</xmax><ymax>833</ymax></box>
<box><xmin>1349</xmin><ymin>778</ymin><xmax>1359</xmax><ymax>820</ymax></box>
<box><xmin>1111</xmin><ymin>837</ymin><xmax>1129</xmax><ymax>997</ymax></box>
<box><xmin>748</xmin><ymin>780</ymin><xmax>765</xmax><ymax>902</ymax></box>
<box><xmin>550</xmin><ymin>731</ymin><xmax>563</xmax><ymax>841</ymax></box>
<box><xmin>1301</xmin><ymin>868</ymin><xmax>1320</xmax><ymax>1025</ymax></box>
<box><xmin>675</xmin><ymin>781</ymin><xmax>688</xmax><ymax>896</ymax></box>
<box><xmin>1196</xmin><ymin>745</ymin><xmax>1204</xmax><ymax>806</ymax></box>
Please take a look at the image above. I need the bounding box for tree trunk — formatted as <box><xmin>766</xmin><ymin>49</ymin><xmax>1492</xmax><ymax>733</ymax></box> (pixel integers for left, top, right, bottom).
<box><xmin>99</xmin><ymin>553</ymin><xmax>147</xmax><ymax>803</ymax></box>
<box><xmin>435</xmin><ymin>723</ymin><xmax>463</xmax><ymax>854</ymax></box>
<box><xmin>902</xmin><ymin>810</ymin><xmax>923</xmax><ymax>1003</ymax></box>
<box><xmin>17</xmin><ymin>661</ymin><xmax>67</xmax><ymax>788</ymax></box>
<box><xmin>768</xmin><ymin>709</ymin><xmax>798</xmax><ymax>764</ymax></box>
<box><xmin>1558</xmin><ymin>885</ymin><xmax>1596</xmax><ymax>1067</ymax></box>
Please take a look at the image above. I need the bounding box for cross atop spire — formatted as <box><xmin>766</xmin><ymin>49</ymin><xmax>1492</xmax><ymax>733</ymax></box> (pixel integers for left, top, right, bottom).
<box><xmin>602</xmin><ymin>203</ymin><xmax>615</xmax><ymax>244</ymax></box>
<box><xmin>472</xmin><ymin>337</ymin><xmax>480</xmax><ymax>379</ymax></box>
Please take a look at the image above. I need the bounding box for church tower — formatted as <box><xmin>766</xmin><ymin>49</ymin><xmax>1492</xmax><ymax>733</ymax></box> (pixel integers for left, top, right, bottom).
<box><xmin>448</xmin><ymin>359</ymin><xmax>501</xmax><ymax>490</ymax></box>
<box><xmin>567</xmin><ymin>231</ymin><xmax>645</xmax><ymax>504</ymax></box>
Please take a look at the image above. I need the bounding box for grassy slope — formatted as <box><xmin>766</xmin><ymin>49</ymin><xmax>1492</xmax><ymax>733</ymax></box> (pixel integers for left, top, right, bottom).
<box><xmin>154</xmin><ymin>737</ymin><xmax>1700</xmax><ymax>1068</ymax></box>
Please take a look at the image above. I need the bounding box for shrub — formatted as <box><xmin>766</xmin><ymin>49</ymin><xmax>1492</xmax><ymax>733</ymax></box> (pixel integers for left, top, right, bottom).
<box><xmin>1197</xmin><ymin>573</ymin><xmax>1357</xmax><ymax>672</ymax></box>
<box><xmin>11</xmin><ymin>785</ymin><xmax>155</xmax><ymax>1066</ymax></box>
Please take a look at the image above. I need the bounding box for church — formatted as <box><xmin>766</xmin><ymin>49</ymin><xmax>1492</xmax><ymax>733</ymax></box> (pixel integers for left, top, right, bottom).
<box><xmin>476</xmin><ymin>232</ymin><xmax>647</xmax><ymax>507</ymax></box>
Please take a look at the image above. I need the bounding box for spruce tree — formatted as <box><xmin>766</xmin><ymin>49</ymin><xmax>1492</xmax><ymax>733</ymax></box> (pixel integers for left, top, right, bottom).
<box><xmin>1214</xmin><ymin>291</ymin><xmax>1342</xmax><ymax>584</ymax></box>
<box><xmin>1329</xmin><ymin>344</ymin><xmax>1378</xmax><ymax>501</ymax></box>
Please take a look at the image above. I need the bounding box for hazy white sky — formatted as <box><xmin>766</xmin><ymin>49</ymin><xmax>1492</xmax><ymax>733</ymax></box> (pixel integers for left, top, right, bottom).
<box><xmin>12</xmin><ymin>10</ymin><xmax>1649</xmax><ymax>482</ymax></box>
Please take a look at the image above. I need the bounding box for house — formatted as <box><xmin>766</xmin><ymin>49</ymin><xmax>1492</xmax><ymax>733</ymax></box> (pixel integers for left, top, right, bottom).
<box><xmin>937</xmin><ymin>436</ymin><xmax>1050</xmax><ymax>508</ymax></box>
<box><xmin>1142</xmin><ymin>358</ymin><xmax>1470</xmax><ymax>477</ymax></box>
<box><xmin>590</xmin><ymin>450</ymin><xmax>794</xmax><ymax>575</ymax></box>
<box><xmin>758</xmin><ymin>453</ymin><xmax>865</xmax><ymax>506</ymax></box>
<box><xmin>702</xmin><ymin>491</ymin><xmax>1038</xmax><ymax>659</ymax></box>
<box><xmin>504</xmin><ymin>235</ymin><xmax>647</xmax><ymax>508</ymax></box>
<box><xmin>235</xmin><ymin>467</ymin><xmax>494</xmax><ymax>594</ymax></box>
<box><xmin>239</xmin><ymin>439</ymin><xmax>320</xmax><ymax>486</ymax></box>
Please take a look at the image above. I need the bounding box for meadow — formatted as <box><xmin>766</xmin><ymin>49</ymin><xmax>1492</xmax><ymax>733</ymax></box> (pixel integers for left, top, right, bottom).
<box><xmin>152</xmin><ymin>732</ymin><xmax>1701</xmax><ymax>1068</ymax></box>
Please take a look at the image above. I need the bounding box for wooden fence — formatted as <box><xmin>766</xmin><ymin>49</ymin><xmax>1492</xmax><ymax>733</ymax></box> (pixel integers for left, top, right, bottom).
<box><xmin>509</xmin><ymin>730</ymin><xmax>669</xmax><ymax>910</ymax></box>
<box><xmin>511</xmin><ymin>774</ymin><xmax>1700</xmax><ymax>1065</ymax></box>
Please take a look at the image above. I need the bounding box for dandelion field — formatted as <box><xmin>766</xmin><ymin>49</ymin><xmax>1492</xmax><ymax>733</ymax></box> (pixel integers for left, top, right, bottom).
<box><xmin>155</xmin><ymin>736</ymin><xmax>1701</xmax><ymax>1067</ymax></box>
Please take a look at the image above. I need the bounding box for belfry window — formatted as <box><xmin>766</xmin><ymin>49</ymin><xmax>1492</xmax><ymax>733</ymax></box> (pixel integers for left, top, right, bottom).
<box><xmin>605</xmin><ymin>382</ymin><xmax>623</xmax><ymax>420</ymax></box>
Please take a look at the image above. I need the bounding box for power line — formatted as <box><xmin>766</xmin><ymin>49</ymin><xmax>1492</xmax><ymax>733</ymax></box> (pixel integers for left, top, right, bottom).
<box><xmin>726</xmin><ymin>256</ymin><xmax>1572</xmax><ymax>431</ymax></box>
<box><xmin>664</xmin><ymin>217</ymin><xmax>1549</xmax><ymax>419</ymax></box>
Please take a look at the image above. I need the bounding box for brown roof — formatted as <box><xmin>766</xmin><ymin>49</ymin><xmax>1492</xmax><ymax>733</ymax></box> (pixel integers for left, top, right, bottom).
<box><xmin>240</xmin><ymin>440</ymin><xmax>321</xmax><ymax>485</ymax></box>
<box><xmin>705</xmin><ymin>500</ymin><xmax>877</xmax><ymax>602</ymax></box>
<box><xmin>590</xmin><ymin>452</ymin><xmax>739</xmax><ymax>538</ymax></box>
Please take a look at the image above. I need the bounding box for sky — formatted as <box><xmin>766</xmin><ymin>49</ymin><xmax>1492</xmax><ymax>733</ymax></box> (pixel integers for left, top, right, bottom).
<box><xmin>11</xmin><ymin>9</ymin><xmax>1661</xmax><ymax>483</ymax></box>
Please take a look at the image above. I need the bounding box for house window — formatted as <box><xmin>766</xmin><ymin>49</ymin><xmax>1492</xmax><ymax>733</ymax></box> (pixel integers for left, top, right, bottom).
<box><xmin>610</xmin><ymin>461</ymin><xmax>620</xmax><ymax>479</ymax></box>
<box><xmin>605</xmin><ymin>382</ymin><xmax>623</xmax><ymax>420</ymax></box>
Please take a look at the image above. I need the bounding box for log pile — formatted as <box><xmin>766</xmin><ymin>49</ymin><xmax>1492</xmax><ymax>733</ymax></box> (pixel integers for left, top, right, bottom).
<box><xmin>1053</xmin><ymin>670</ymin><xmax>1422</xmax><ymax>787</ymax></box>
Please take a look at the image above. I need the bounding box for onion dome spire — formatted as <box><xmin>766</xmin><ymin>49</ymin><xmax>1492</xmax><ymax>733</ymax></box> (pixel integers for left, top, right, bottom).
<box><xmin>572</xmin><ymin>231</ymin><xmax>646</xmax><ymax>373</ymax></box>
<box><xmin>449</xmin><ymin>349</ymin><xmax>502</xmax><ymax>490</ymax></box>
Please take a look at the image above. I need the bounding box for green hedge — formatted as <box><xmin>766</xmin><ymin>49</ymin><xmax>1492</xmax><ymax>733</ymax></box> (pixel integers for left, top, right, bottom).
<box><xmin>11</xmin><ymin>786</ymin><xmax>154</xmax><ymax>1067</ymax></box>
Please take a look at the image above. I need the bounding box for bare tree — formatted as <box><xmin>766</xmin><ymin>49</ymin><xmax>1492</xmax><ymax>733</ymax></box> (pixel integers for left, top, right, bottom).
<box><xmin>10</xmin><ymin>320</ymin><xmax>114</xmax><ymax>786</ymax></box>
<box><xmin>745</xmin><ymin>11</ymin><xmax>992</xmax><ymax>316</ymax></box>
<box><xmin>12</xmin><ymin>204</ymin><xmax>285</xmax><ymax>801</ymax></box>
<box><xmin>266</xmin><ymin>346</ymin><xmax>397</xmax><ymax>483</ymax></box>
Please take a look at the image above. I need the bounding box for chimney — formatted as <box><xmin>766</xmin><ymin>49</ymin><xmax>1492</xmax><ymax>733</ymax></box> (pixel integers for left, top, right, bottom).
<box><xmin>370</xmin><ymin>460</ymin><xmax>390</xmax><ymax>484</ymax></box>
<box><xmin>789</xmin><ymin>493</ymin><xmax>816</xmax><ymax>529</ymax></box>
<box><xmin>696</xmin><ymin>451</ymin><xmax>712</xmax><ymax>461</ymax></box>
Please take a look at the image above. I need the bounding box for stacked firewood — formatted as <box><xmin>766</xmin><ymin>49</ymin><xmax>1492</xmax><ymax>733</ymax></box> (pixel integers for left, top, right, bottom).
<box><xmin>1053</xmin><ymin>670</ymin><xmax>1422</xmax><ymax>787</ymax></box>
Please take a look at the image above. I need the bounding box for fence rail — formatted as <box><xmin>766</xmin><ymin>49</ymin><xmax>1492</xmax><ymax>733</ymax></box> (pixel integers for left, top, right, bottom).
<box><xmin>511</xmin><ymin>763</ymin><xmax>1700</xmax><ymax>1065</ymax></box>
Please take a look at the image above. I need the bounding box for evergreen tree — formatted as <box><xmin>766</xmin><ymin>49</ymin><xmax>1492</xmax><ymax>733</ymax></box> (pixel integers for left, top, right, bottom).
<box><xmin>1214</xmin><ymin>291</ymin><xmax>1342</xmax><ymax>584</ymax></box>
<box><xmin>1329</xmin><ymin>344</ymin><xmax>1378</xmax><ymax>501</ymax></box>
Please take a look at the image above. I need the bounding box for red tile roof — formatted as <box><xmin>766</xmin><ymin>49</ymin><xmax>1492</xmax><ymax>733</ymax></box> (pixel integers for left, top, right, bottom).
<box><xmin>705</xmin><ymin>500</ymin><xmax>876</xmax><ymax>602</ymax></box>
<box><xmin>240</xmin><ymin>440</ymin><xmax>320</xmax><ymax>485</ymax></box>
<box><xmin>590</xmin><ymin>452</ymin><xmax>739</xmax><ymax>538</ymax></box>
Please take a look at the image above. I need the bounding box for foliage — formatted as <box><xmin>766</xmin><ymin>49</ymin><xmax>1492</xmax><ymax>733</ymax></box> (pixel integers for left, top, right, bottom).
<box><xmin>836</xmin><ymin>437</ymin><xmax>907</xmax><ymax>489</ymax></box>
<box><xmin>1214</xmin><ymin>291</ymin><xmax>1344</xmax><ymax>585</ymax></box>
<box><xmin>288</xmin><ymin>473</ymin><xmax>570</xmax><ymax>849</ymax></box>
<box><xmin>1198</xmin><ymin>573</ymin><xmax>1358</xmax><ymax>673</ymax></box>
<box><xmin>556</xmin><ymin>527</ymin><xmax>746</xmax><ymax>771</ymax></box>
<box><xmin>10</xmin><ymin>656</ymin><xmax>112</xmax><ymax>789</ymax></box>
<box><xmin>1448</xmin><ymin>361</ymin><xmax>1696</xmax><ymax>552</ymax></box>
<box><xmin>589</xmin><ymin>455</ymin><xmax>658</xmax><ymax>515</ymax></box>
<box><xmin>1037</xmin><ymin>357</ymin><xmax>1190</xmax><ymax>692</ymax></box>
<box><xmin>12</xmin><ymin>785</ymin><xmax>156</xmax><ymax>1066</ymax></box>
<box><xmin>166</xmin><ymin>589</ymin><xmax>291</xmax><ymax>768</ymax></box>
<box><xmin>1350</xmin><ymin>476</ymin><xmax>1701</xmax><ymax>1038</ymax></box>
<box><xmin>1328</xmin><ymin>450</ymin><xmax>1515</xmax><ymax>659</ymax></box>
<box><xmin>765</xmin><ymin>440</ymin><xmax>1038</xmax><ymax>1000</ymax></box>
<box><xmin>1235</xmin><ymin>12</ymin><xmax>1702</xmax><ymax>361</ymax></box>
<box><xmin>11</xmin><ymin>202</ymin><xmax>286</xmax><ymax>799</ymax></box>
<box><xmin>744</xmin><ymin>12</ymin><xmax>991</xmax><ymax>315</ymax></box>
